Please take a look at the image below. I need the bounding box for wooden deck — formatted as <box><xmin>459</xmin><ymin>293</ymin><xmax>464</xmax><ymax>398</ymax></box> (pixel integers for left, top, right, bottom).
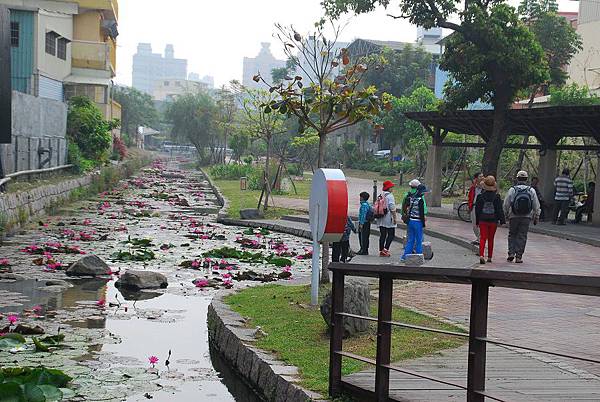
<box><xmin>343</xmin><ymin>344</ymin><xmax>600</xmax><ymax>401</ymax></box>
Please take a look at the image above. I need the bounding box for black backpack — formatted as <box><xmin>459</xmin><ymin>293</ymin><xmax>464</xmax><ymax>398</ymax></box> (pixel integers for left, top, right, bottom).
<box><xmin>365</xmin><ymin>206</ymin><xmax>375</xmax><ymax>223</ymax></box>
<box><xmin>511</xmin><ymin>186</ymin><xmax>533</xmax><ymax>215</ymax></box>
<box><xmin>480</xmin><ymin>199</ymin><xmax>496</xmax><ymax>220</ymax></box>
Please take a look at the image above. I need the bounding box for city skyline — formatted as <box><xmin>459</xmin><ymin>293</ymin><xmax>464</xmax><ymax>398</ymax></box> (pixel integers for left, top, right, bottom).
<box><xmin>115</xmin><ymin>0</ymin><xmax>578</xmax><ymax>89</ymax></box>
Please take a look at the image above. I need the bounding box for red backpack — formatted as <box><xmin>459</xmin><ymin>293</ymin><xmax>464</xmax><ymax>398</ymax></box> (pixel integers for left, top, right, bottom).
<box><xmin>373</xmin><ymin>194</ymin><xmax>388</xmax><ymax>218</ymax></box>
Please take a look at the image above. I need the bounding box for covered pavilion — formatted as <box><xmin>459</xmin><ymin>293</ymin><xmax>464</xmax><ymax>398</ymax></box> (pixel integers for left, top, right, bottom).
<box><xmin>405</xmin><ymin>105</ymin><xmax>600</xmax><ymax>226</ymax></box>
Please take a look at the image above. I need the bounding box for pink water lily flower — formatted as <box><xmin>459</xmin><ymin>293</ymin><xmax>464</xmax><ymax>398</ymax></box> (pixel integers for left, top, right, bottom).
<box><xmin>222</xmin><ymin>273</ymin><xmax>232</xmax><ymax>279</ymax></box>
<box><xmin>191</xmin><ymin>260</ymin><xmax>200</xmax><ymax>268</ymax></box>
<box><xmin>7</xmin><ymin>314</ymin><xmax>18</xmax><ymax>325</ymax></box>
<box><xmin>195</xmin><ymin>279</ymin><xmax>209</xmax><ymax>288</ymax></box>
<box><xmin>148</xmin><ymin>355</ymin><xmax>159</xmax><ymax>367</ymax></box>
<box><xmin>32</xmin><ymin>305</ymin><xmax>43</xmax><ymax>314</ymax></box>
<box><xmin>0</xmin><ymin>259</ymin><xmax>10</xmax><ymax>266</ymax></box>
<box><xmin>96</xmin><ymin>299</ymin><xmax>106</xmax><ymax>307</ymax></box>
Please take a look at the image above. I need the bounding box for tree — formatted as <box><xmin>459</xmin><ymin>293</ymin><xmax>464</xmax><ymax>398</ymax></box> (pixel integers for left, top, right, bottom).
<box><xmin>229</xmin><ymin>132</ymin><xmax>250</xmax><ymax>161</ymax></box>
<box><xmin>215</xmin><ymin>83</ymin><xmax>238</xmax><ymax>163</ymax></box>
<box><xmin>235</xmin><ymin>84</ymin><xmax>288</xmax><ymax>211</ymax></box>
<box><xmin>291</xmin><ymin>130</ymin><xmax>320</xmax><ymax>172</ymax></box>
<box><xmin>272</xmin><ymin>58</ymin><xmax>297</xmax><ymax>83</ymax></box>
<box><xmin>361</xmin><ymin>44</ymin><xmax>432</xmax><ymax>97</ymax></box>
<box><xmin>254</xmin><ymin>21</ymin><xmax>390</xmax><ymax>169</ymax></box>
<box><xmin>324</xmin><ymin>0</ymin><xmax>549</xmax><ymax>176</ymax></box>
<box><xmin>549</xmin><ymin>83</ymin><xmax>600</xmax><ymax>106</ymax></box>
<box><xmin>165</xmin><ymin>92</ymin><xmax>217</xmax><ymax>159</ymax></box>
<box><xmin>112</xmin><ymin>86</ymin><xmax>159</xmax><ymax>144</ymax></box>
<box><xmin>378</xmin><ymin>86</ymin><xmax>439</xmax><ymax>169</ymax></box>
<box><xmin>67</xmin><ymin>96</ymin><xmax>120</xmax><ymax>161</ymax></box>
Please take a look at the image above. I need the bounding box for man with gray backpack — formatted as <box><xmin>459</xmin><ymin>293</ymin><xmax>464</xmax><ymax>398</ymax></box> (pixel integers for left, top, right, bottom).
<box><xmin>503</xmin><ymin>170</ymin><xmax>541</xmax><ymax>263</ymax></box>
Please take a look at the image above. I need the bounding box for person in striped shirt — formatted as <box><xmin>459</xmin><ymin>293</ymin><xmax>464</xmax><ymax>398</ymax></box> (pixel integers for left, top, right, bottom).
<box><xmin>553</xmin><ymin>168</ymin><xmax>574</xmax><ymax>225</ymax></box>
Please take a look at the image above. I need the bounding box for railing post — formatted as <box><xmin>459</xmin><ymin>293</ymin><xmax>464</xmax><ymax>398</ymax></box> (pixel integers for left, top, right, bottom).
<box><xmin>329</xmin><ymin>270</ymin><xmax>345</xmax><ymax>397</ymax></box>
<box><xmin>467</xmin><ymin>280</ymin><xmax>489</xmax><ymax>402</ymax></box>
<box><xmin>375</xmin><ymin>275</ymin><xmax>393</xmax><ymax>401</ymax></box>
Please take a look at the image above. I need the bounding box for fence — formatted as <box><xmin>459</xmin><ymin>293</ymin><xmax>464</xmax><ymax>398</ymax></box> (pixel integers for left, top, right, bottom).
<box><xmin>327</xmin><ymin>263</ymin><xmax>600</xmax><ymax>402</ymax></box>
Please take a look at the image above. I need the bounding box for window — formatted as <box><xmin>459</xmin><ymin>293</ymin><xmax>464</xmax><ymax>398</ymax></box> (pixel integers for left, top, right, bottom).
<box><xmin>57</xmin><ymin>38</ymin><xmax>68</xmax><ymax>60</ymax></box>
<box><xmin>164</xmin><ymin>81</ymin><xmax>170</xmax><ymax>86</ymax></box>
<box><xmin>10</xmin><ymin>22</ymin><xmax>19</xmax><ymax>47</ymax></box>
<box><xmin>45</xmin><ymin>32</ymin><xmax>57</xmax><ymax>56</ymax></box>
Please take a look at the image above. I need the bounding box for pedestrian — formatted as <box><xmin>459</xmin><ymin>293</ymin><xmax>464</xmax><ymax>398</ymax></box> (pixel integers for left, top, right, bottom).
<box><xmin>475</xmin><ymin>176</ymin><xmax>505</xmax><ymax>264</ymax></box>
<box><xmin>374</xmin><ymin>180</ymin><xmax>397</xmax><ymax>257</ymax></box>
<box><xmin>575</xmin><ymin>182</ymin><xmax>595</xmax><ymax>224</ymax></box>
<box><xmin>332</xmin><ymin>216</ymin><xmax>357</xmax><ymax>263</ymax></box>
<box><xmin>401</xmin><ymin>180</ymin><xmax>427</xmax><ymax>262</ymax></box>
<box><xmin>531</xmin><ymin>177</ymin><xmax>545</xmax><ymax>221</ymax></box>
<box><xmin>503</xmin><ymin>170</ymin><xmax>540</xmax><ymax>263</ymax></box>
<box><xmin>553</xmin><ymin>168</ymin><xmax>574</xmax><ymax>225</ymax></box>
<box><xmin>357</xmin><ymin>192</ymin><xmax>373</xmax><ymax>255</ymax></box>
<box><xmin>468</xmin><ymin>172</ymin><xmax>484</xmax><ymax>245</ymax></box>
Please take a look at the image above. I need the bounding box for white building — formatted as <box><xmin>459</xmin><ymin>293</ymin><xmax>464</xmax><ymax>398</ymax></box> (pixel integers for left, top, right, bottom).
<box><xmin>242</xmin><ymin>42</ymin><xmax>285</xmax><ymax>89</ymax></box>
<box><xmin>153</xmin><ymin>78</ymin><xmax>208</xmax><ymax>102</ymax></box>
<box><xmin>132</xmin><ymin>43</ymin><xmax>187</xmax><ymax>95</ymax></box>
<box><xmin>568</xmin><ymin>3</ymin><xmax>600</xmax><ymax>91</ymax></box>
<box><xmin>188</xmin><ymin>72</ymin><xmax>214</xmax><ymax>88</ymax></box>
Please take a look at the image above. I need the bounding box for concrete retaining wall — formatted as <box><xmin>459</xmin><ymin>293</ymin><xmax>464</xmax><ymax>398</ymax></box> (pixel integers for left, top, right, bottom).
<box><xmin>208</xmin><ymin>293</ymin><xmax>325</xmax><ymax>402</ymax></box>
<box><xmin>0</xmin><ymin>91</ymin><xmax>68</xmax><ymax>174</ymax></box>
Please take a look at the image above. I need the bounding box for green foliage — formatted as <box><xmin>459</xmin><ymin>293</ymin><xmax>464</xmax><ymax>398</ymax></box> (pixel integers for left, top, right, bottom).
<box><xmin>362</xmin><ymin>45</ymin><xmax>432</xmax><ymax>97</ymax></box>
<box><xmin>112</xmin><ymin>86</ymin><xmax>159</xmax><ymax>136</ymax></box>
<box><xmin>203</xmin><ymin>246</ymin><xmax>293</xmax><ymax>267</ymax></box>
<box><xmin>67</xmin><ymin>140</ymin><xmax>95</xmax><ymax>173</ymax></box>
<box><xmin>0</xmin><ymin>366</ymin><xmax>72</xmax><ymax>401</ymax></box>
<box><xmin>209</xmin><ymin>164</ymin><xmax>258</xmax><ymax>180</ymax></box>
<box><xmin>0</xmin><ymin>333</ymin><xmax>26</xmax><ymax>349</ymax></box>
<box><xmin>549</xmin><ymin>83</ymin><xmax>600</xmax><ymax>106</ymax></box>
<box><xmin>229</xmin><ymin>132</ymin><xmax>250</xmax><ymax>161</ymax></box>
<box><xmin>166</xmin><ymin>91</ymin><xmax>217</xmax><ymax>155</ymax></box>
<box><xmin>67</xmin><ymin>96</ymin><xmax>119</xmax><ymax>161</ymax></box>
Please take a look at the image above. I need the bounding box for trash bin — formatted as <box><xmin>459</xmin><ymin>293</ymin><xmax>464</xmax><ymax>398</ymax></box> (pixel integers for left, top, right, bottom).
<box><xmin>240</xmin><ymin>177</ymin><xmax>247</xmax><ymax>190</ymax></box>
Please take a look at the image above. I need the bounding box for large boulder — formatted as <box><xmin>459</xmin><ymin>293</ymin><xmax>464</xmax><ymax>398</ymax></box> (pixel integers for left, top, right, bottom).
<box><xmin>320</xmin><ymin>279</ymin><xmax>370</xmax><ymax>338</ymax></box>
<box><xmin>66</xmin><ymin>256</ymin><xmax>110</xmax><ymax>277</ymax></box>
<box><xmin>239</xmin><ymin>209</ymin><xmax>263</xmax><ymax>220</ymax></box>
<box><xmin>115</xmin><ymin>270</ymin><xmax>168</xmax><ymax>290</ymax></box>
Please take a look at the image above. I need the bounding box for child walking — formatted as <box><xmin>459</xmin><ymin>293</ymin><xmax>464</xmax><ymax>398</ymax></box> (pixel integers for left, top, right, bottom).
<box><xmin>475</xmin><ymin>176</ymin><xmax>505</xmax><ymax>264</ymax></box>
<box><xmin>401</xmin><ymin>180</ymin><xmax>427</xmax><ymax>261</ymax></box>
<box><xmin>357</xmin><ymin>192</ymin><xmax>372</xmax><ymax>255</ymax></box>
<box><xmin>332</xmin><ymin>216</ymin><xmax>357</xmax><ymax>263</ymax></box>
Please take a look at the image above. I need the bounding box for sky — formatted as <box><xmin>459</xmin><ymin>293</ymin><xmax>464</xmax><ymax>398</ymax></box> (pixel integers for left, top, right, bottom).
<box><xmin>114</xmin><ymin>0</ymin><xmax>579</xmax><ymax>88</ymax></box>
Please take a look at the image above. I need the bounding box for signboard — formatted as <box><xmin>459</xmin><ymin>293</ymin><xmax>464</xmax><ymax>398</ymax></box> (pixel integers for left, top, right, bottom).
<box><xmin>308</xmin><ymin>168</ymin><xmax>348</xmax><ymax>305</ymax></box>
<box><xmin>0</xmin><ymin>6</ymin><xmax>10</xmax><ymax>145</ymax></box>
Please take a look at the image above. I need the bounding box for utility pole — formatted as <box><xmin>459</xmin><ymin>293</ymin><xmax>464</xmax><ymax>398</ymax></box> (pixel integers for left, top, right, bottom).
<box><xmin>0</xmin><ymin>5</ymin><xmax>12</xmax><ymax>190</ymax></box>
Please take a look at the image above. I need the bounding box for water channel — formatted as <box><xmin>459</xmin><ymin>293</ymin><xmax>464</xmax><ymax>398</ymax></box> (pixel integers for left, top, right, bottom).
<box><xmin>0</xmin><ymin>158</ymin><xmax>312</xmax><ymax>401</ymax></box>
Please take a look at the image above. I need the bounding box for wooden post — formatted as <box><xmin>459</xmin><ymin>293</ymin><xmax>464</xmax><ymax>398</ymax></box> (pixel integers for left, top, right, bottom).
<box><xmin>375</xmin><ymin>276</ymin><xmax>393</xmax><ymax>401</ymax></box>
<box><xmin>0</xmin><ymin>5</ymin><xmax>11</xmax><ymax>188</ymax></box>
<box><xmin>467</xmin><ymin>281</ymin><xmax>489</xmax><ymax>402</ymax></box>
<box><xmin>328</xmin><ymin>270</ymin><xmax>345</xmax><ymax>397</ymax></box>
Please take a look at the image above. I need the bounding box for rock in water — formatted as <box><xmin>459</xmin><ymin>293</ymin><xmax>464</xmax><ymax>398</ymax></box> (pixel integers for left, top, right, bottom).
<box><xmin>66</xmin><ymin>255</ymin><xmax>110</xmax><ymax>277</ymax></box>
<box><xmin>320</xmin><ymin>279</ymin><xmax>370</xmax><ymax>338</ymax></box>
<box><xmin>115</xmin><ymin>270</ymin><xmax>168</xmax><ymax>290</ymax></box>
<box><xmin>405</xmin><ymin>254</ymin><xmax>425</xmax><ymax>267</ymax></box>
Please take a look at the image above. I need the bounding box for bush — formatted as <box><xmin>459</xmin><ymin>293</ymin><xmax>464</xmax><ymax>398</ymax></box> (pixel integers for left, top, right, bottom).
<box><xmin>67</xmin><ymin>141</ymin><xmax>95</xmax><ymax>173</ymax></box>
<box><xmin>209</xmin><ymin>164</ymin><xmax>259</xmax><ymax>180</ymax></box>
<box><xmin>380</xmin><ymin>166</ymin><xmax>398</xmax><ymax>176</ymax></box>
<box><xmin>287</xmin><ymin>163</ymin><xmax>304</xmax><ymax>177</ymax></box>
<box><xmin>112</xmin><ymin>137</ymin><xmax>128</xmax><ymax>161</ymax></box>
<box><xmin>67</xmin><ymin>96</ymin><xmax>119</xmax><ymax>161</ymax></box>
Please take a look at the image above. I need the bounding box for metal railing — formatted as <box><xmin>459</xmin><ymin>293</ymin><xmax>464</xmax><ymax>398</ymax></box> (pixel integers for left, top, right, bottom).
<box><xmin>0</xmin><ymin>165</ymin><xmax>74</xmax><ymax>190</ymax></box>
<box><xmin>327</xmin><ymin>263</ymin><xmax>600</xmax><ymax>402</ymax></box>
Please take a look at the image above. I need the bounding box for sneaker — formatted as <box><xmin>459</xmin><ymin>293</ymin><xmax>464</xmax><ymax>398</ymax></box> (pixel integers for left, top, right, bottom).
<box><xmin>471</xmin><ymin>240</ymin><xmax>480</xmax><ymax>245</ymax></box>
<box><xmin>379</xmin><ymin>250</ymin><xmax>387</xmax><ymax>257</ymax></box>
<box><xmin>479</xmin><ymin>257</ymin><xmax>486</xmax><ymax>264</ymax></box>
<box><xmin>515</xmin><ymin>257</ymin><xmax>523</xmax><ymax>263</ymax></box>
<box><xmin>400</xmin><ymin>256</ymin><xmax>406</xmax><ymax>262</ymax></box>
<box><xmin>507</xmin><ymin>255</ymin><xmax>515</xmax><ymax>262</ymax></box>
<box><xmin>383</xmin><ymin>249</ymin><xmax>391</xmax><ymax>257</ymax></box>
<box><xmin>487</xmin><ymin>258</ymin><xmax>492</xmax><ymax>263</ymax></box>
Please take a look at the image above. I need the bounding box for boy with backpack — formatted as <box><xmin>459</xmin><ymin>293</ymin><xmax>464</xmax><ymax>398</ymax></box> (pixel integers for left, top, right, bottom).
<box><xmin>332</xmin><ymin>216</ymin><xmax>357</xmax><ymax>263</ymax></box>
<box><xmin>475</xmin><ymin>176</ymin><xmax>505</xmax><ymax>264</ymax></box>
<box><xmin>503</xmin><ymin>170</ymin><xmax>541</xmax><ymax>263</ymax></box>
<box><xmin>401</xmin><ymin>180</ymin><xmax>428</xmax><ymax>262</ymax></box>
<box><xmin>374</xmin><ymin>180</ymin><xmax>397</xmax><ymax>257</ymax></box>
<box><xmin>357</xmin><ymin>192</ymin><xmax>374</xmax><ymax>255</ymax></box>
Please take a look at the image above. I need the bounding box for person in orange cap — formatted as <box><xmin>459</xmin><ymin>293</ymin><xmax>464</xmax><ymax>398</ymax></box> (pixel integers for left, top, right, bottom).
<box><xmin>374</xmin><ymin>180</ymin><xmax>397</xmax><ymax>257</ymax></box>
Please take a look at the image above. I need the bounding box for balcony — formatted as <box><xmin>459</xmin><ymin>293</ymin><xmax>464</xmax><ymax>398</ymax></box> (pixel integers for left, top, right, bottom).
<box><xmin>67</xmin><ymin>0</ymin><xmax>118</xmax><ymax>19</ymax></box>
<box><xmin>72</xmin><ymin>40</ymin><xmax>113</xmax><ymax>74</ymax></box>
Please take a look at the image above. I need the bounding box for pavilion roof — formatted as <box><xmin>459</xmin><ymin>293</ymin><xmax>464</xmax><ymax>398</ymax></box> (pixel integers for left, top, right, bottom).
<box><xmin>404</xmin><ymin>105</ymin><xmax>600</xmax><ymax>146</ymax></box>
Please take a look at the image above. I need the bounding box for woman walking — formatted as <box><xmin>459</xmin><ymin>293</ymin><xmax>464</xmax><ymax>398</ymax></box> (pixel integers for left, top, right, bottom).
<box><xmin>475</xmin><ymin>176</ymin><xmax>505</xmax><ymax>264</ymax></box>
<box><xmin>375</xmin><ymin>180</ymin><xmax>397</xmax><ymax>257</ymax></box>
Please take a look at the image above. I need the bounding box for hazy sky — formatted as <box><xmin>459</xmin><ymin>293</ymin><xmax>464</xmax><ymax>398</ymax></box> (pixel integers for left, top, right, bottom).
<box><xmin>115</xmin><ymin>0</ymin><xmax>579</xmax><ymax>88</ymax></box>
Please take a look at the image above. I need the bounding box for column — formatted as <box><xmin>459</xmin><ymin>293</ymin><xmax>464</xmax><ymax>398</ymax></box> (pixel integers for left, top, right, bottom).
<box><xmin>593</xmin><ymin>156</ymin><xmax>600</xmax><ymax>227</ymax></box>
<box><xmin>537</xmin><ymin>148</ymin><xmax>557</xmax><ymax>208</ymax></box>
<box><xmin>425</xmin><ymin>143</ymin><xmax>443</xmax><ymax>207</ymax></box>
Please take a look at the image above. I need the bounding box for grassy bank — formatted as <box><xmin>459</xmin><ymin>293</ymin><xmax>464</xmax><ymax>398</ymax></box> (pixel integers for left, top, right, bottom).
<box><xmin>225</xmin><ymin>284</ymin><xmax>466</xmax><ymax>395</ymax></box>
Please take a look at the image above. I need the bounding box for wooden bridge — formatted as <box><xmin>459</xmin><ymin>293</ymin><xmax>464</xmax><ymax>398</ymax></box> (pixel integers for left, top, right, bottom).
<box><xmin>327</xmin><ymin>263</ymin><xmax>600</xmax><ymax>401</ymax></box>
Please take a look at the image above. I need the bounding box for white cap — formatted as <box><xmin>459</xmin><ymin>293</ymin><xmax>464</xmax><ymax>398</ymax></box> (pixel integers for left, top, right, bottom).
<box><xmin>517</xmin><ymin>170</ymin><xmax>528</xmax><ymax>179</ymax></box>
<box><xmin>409</xmin><ymin>179</ymin><xmax>421</xmax><ymax>188</ymax></box>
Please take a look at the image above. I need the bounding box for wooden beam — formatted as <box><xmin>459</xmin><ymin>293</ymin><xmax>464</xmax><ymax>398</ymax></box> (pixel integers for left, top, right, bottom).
<box><xmin>440</xmin><ymin>142</ymin><xmax>600</xmax><ymax>151</ymax></box>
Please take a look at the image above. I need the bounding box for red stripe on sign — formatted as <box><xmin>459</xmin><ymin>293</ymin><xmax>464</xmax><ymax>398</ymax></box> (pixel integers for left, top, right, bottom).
<box><xmin>324</xmin><ymin>179</ymin><xmax>348</xmax><ymax>235</ymax></box>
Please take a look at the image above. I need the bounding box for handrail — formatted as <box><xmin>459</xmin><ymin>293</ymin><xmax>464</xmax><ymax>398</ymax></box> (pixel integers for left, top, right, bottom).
<box><xmin>0</xmin><ymin>165</ymin><xmax>74</xmax><ymax>192</ymax></box>
<box><xmin>327</xmin><ymin>262</ymin><xmax>600</xmax><ymax>402</ymax></box>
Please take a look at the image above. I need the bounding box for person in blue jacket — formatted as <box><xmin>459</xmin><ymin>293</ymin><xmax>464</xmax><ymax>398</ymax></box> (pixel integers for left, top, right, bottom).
<box><xmin>401</xmin><ymin>180</ymin><xmax>427</xmax><ymax>262</ymax></box>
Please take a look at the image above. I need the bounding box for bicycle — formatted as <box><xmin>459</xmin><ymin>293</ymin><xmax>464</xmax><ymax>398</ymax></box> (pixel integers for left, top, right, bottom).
<box><xmin>457</xmin><ymin>201</ymin><xmax>472</xmax><ymax>222</ymax></box>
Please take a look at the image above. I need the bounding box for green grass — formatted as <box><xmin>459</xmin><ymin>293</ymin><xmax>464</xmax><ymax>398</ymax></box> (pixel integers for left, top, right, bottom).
<box><xmin>273</xmin><ymin>177</ymin><xmax>312</xmax><ymax>200</ymax></box>
<box><xmin>225</xmin><ymin>284</ymin><xmax>466</xmax><ymax>396</ymax></box>
<box><xmin>211</xmin><ymin>178</ymin><xmax>301</xmax><ymax>219</ymax></box>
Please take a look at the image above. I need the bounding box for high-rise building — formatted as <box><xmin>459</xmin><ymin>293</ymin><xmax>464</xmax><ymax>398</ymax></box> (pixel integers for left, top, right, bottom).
<box><xmin>132</xmin><ymin>43</ymin><xmax>187</xmax><ymax>95</ymax></box>
<box><xmin>242</xmin><ymin>42</ymin><xmax>285</xmax><ymax>89</ymax></box>
<box><xmin>188</xmin><ymin>72</ymin><xmax>214</xmax><ymax>88</ymax></box>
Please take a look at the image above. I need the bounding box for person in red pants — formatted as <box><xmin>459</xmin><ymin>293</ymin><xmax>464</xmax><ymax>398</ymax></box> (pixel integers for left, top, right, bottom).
<box><xmin>475</xmin><ymin>176</ymin><xmax>505</xmax><ymax>264</ymax></box>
